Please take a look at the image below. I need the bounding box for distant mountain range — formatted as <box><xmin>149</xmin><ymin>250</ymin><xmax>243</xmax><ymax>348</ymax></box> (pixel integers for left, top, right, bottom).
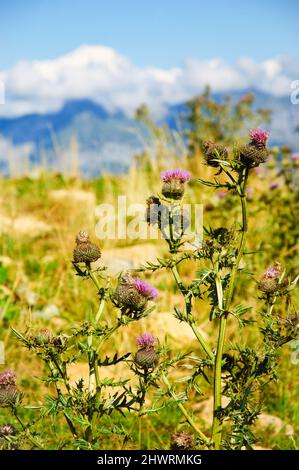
<box><xmin>0</xmin><ymin>90</ymin><xmax>298</xmax><ymax>176</ymax></box>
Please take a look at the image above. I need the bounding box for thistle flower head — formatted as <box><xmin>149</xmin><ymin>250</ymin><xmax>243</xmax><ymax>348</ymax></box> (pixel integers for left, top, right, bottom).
<box><xmin>0</xmin><ymin>424</ymin><xmax>16</xmax><ymax>437</ymax></box>
<box><xmin>292</xmin><ymin>153</ymin><xmax>299</xmax><ymax>161</ymax></box>
<box><xmin>136</xmin><ymin>333</ymin><xmax>157</xmax><ymax>349</ymax></box>
<box><xmin>76</xmin><ymin>230</ymin><xmax>89</xmax><ymax>244</ymax></box>
<box><xmin>73</xmin><ymin>230</ymin><xmax>101</xmax><ymax>264</ymax></box>
<box><xmin>263</xmin><ymin>262</ymin><xmax>283</xmax><ymax>279</ymax></box>
<box><xmin>161</xmin><ymin>169</ymin><xmax>191</xmax><ymax>183</ymax></box>
<box><xmin>133</xmin><ymin>278</ymin><xmax>158</xmax><ymax>300</ymax></box>
<box><xmin>171</xmin><ymin>431</ymin><xmax>195</xmax><ymax>450</ymax></box>
<box><xmin>112</xmin><ymin>274</ymin><xmax>158</xmax><ymax>314</ymax></box>
<box><xmin>34</xmin><ymin>328</ymin><xmax>53</xmax><ymax>346</ymax></box>
<box><xmin>202</xmin><ymin>141</ymin><xmax>228</xmax><ymax>167</ymax></box>
<box><xmin>0</xmin><ymin>370</ymin><xmax>16</xmax><ymax>387</ymax></box>
<box><xmin>249</xmin><ymin>128</ymin><xmax>269</xmax><ymax>145</ymax></box>
<box><xmin>258</xmin><ymin>262</ymin><xmax>283</xmax><ymax>293</ymax></box>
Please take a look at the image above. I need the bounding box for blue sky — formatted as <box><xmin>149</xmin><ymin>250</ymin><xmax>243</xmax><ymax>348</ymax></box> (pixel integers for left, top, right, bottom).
<box><xmin>0</xmin><ymin>0</ymin><xmax>298</xmax><ymax>69</ymax></box>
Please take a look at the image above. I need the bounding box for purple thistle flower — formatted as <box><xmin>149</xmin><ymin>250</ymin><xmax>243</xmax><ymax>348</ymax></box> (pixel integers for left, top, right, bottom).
<box><xmin>136</xmin><ymin>333</ymin><xmax>158</xmax><ymax>349</ymax></box>
<box><xmin>264</xmin><ymin>264</ymin><xmax>281</xmax><ymax>279</ymax></box>
<box><xmin>133</xmin><ymin>277</ymin><xmax>158</xmax><ymax>300</ymax></box>
<box><xmin>270</xmin><ymin>182</ymin><xmax>280</xmax><ymax>190</ymax></box>
<box><xmin>161</xmin><ymin>169</ymin><xmax>191</xmax><ymax>183</ymax></box>
<box><xmin>292</xmin><ymin>153</ymin><xmax>299</xmax><ymax>161</ymax></box>
<box><xmin>249</xmin><ymin>128</ymin><xmax>269</xmax><ymax>145</ymax></box>
<box><xmin>0</xmin><ymin>370</ymin><xmax>16</xmax><ymax>387</ymax></box>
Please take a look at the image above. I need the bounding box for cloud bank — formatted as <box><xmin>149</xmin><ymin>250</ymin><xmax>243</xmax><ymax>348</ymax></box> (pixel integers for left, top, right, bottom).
<box><xmin>0</xmin><ymin>45</ymin><xmax>298</xmax><ymax>118</ymax></box>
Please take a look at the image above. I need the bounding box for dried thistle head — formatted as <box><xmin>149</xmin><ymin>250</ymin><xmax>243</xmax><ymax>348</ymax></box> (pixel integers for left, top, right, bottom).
<box><xmin>73</xmin><ymin>230</ymin><xmax>101</xmax><ymax>264</ymax></box>
<box><xmin>170</xmin><ymin>431</ymin><xmax>195</xmax><ymax>450</ymax></box>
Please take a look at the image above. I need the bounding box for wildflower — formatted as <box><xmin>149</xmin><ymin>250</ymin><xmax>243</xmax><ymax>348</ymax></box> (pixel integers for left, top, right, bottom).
<box><xmin>133</xmin><ymin>278</ymin><xmax>158</xmax><ymax>300</ymax></box>
<box><xmin>73</xmin><ymin>230</ymin><xmax>101</xmax><ymax>266</ymax></box>
<box><xmin>0</xmin><ymin>370</ymin><xmax>19</xmax><ymax>406</ymax></box>
<box><xmin>134</xmin><ymin>333</ymin><xmax>159</xmax><ymax>370</ymax></box>
<box><xmin>239</xmin><ymin>128</ymin><xmax>269</xmax><ymax>168</ymax></box>
<box><xmin>170</xmin><ymin>431</ymin><xmax>195</xmax><ymax>450</ymax></box>
<box><xmin>160</xmin><ymin>169</ymin><xmax>191</xmax><ymax>200</ymax></box>
<box><xmin>258</xmin><ymin>262</ymin><xmax>283</xmax><ymax>293</ymax></box>
<box><xmin>202</xmin><ymin>141</ymin><xmax>228</xmax><ymax>167</ymax></box>
<box><xmin>136</xmin><ymin>333</ymin><xmax>157</xmax><ymax>349</ymax></box>
<box><xmin>112</xmin><ymin>273</ymin><xmax>158</xmax><ymax>313</ymax></box>
<box><xmin>269</xmin><ymin>182</ymin><xmax>280</xmax><ymax>190</ymax></box>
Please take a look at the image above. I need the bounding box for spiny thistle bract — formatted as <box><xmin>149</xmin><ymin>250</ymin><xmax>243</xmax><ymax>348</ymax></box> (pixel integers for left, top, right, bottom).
<box><xmin>134</xmin><ymin>333</ymin><xmax>159</xmax><ymax>370</ymax></box>
<box><xmin>160</xmin><ymin>169</ymin><xmax>191</xmax><ymax>200</ymax></box>
<box><xmin>202</xmin><ymin>141</ymin><xmax>228</xmax><ymax>167</ymax></box>
<box><xmin>112</xmin><ymin>273</ymin><xmax>158</xmax><ymax>313</ymax></box>
<box><xmin>239</xmin><ymin>128</ymin><xmax>269</xmax><ymax>168</ymax></box>
<box><xmin>0</xmin><ymin>370</ymin><xmax>19</xmax><ymax>406</ymax></box>
<box><xmin>73</xmin><ymin>230</ymin><xmax>101</xmax><ymax>265</ymax></box>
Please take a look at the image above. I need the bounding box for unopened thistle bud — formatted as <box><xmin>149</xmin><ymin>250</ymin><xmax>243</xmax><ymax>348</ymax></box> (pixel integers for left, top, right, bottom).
<box><xmin>170</xmin><ymin>431</ymin><xmax>195</xmax><ymax>450</ymax></box>
<box><xmin>239</xmin><ymin>128</ymin><xmax>269</xmax><ymax>168</ymax></box>
<box><xmin>258</xmin><ymin>262</ymin><xmax>283</xmax><ymax>293</ymax></box>
<box><xmin>112</xmin><ymin>273</ymin><xmax>158</xmax><ymax>314</ymax></box>
<box><xmin>0</xmin><ymin>371</ymin><xmax>19</xmax><ymax>406</ymax></box>
<box><xmin>202</xmin><ymin>141</ymin><xmax>228</xmax><ymax>167</ymax></box>
<box><xmin>73</xmin><ymin>230</ymin><xmax>101</xmax><ymax>265</ymax></box>
<box><xmin>134</xmin><ymin>333</ymin><xmax>159</xmax><ymax>370</ymax></box>
<box><xmin>160</xmin><ymin>169</ymin><xmax>191</xmax><ymax>200</ymax></box>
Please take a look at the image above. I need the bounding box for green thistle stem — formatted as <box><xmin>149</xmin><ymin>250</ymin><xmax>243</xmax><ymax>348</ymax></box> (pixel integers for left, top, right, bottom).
<box><xmin>211</xmin><ymin>167</ymin><xmax>249</xmax><ymax>449</ymax></box>
<box><xmin>171</xmin><ymin>264</ymin><xmax>214</xmax><ymax>361</ymax></box>
<box><xmin>162</xmin><ymin>372</ymin><xmax>209</xmax><ymax>445</ymax></box>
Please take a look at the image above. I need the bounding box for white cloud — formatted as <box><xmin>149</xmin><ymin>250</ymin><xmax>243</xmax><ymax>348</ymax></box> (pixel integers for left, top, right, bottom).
<box><xmin>0</xmin><ymin>45</ymin><xmax>298</xmax><ymax>118</ymax></box>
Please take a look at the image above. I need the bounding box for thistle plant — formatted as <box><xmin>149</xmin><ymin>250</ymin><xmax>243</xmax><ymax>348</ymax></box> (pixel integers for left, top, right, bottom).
<box><xmin>141</xmin><ymin>128</ymin><xmax>298</xmax><ymax>449</ymax></box>
<box><xmin>5</xmin><ymin>231</ymin><xmax>193</xmax><ymax>449</ymax></box>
